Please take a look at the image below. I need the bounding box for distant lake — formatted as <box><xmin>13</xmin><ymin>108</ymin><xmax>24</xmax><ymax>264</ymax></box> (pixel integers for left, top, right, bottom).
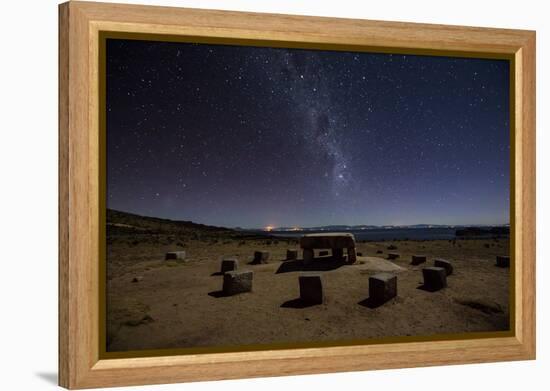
<box><xmin>270</xmin><ymin>227</ymin><xmax>458</xmax><ymax>241</ymax></box>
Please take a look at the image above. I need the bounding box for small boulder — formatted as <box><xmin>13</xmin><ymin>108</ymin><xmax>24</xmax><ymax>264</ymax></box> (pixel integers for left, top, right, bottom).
<box><xmin>388</xmin><ymin>253</ymin><xmax>399</xmax><ymax>260</ymax></box>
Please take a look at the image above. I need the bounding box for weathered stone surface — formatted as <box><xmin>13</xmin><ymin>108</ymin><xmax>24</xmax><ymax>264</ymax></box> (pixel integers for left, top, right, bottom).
<box><xmin>369</xmin><ymin>273</ymin><xmax>397</xmax><ymax>305</ymax></box>
<box><xmin>300</xmin><ymin>233</ymin><xmax>356</xmax><ymax>250</ymax></box>
<box><xmin>220</xmin><ymin>258</ymin><xmax>238</xmax><ymax>274</ymax></box>
<box><xmin>165</xmin><ymin>251</ymin><xmax>186</xmax><ymax>261</ymax></box>
<box><xmin>286</xmin><ymin>249</ymin><xmax>298</xmax><ymax>260</ymax></box>
<box><xmin>299</xmin><ymin>274</ymin><xmax>324</xmax><ymax>304</ymax></box>
<box><xmin>496</xmin><ymin>255</ymin><xmax>510</xmax><ymax>268</ymax></box>
<box><xmin>422</xmin><ymin>267</ymin><xmax>447</xmax><ymax>291</ymax></box>
<box><xmin>388</xmin><ymin>253</ymin><xmax>399</xmax><ymax>260</ymax></box>
<box><xmin>434</xmin><ymin>259</ymin><xmax>453</xmax><ymax>275</ymax></box>
<box><xmin>319</xmin><ymin>250</ymin><xmax>329</xmax><ymax>256</ymax></box>
<box><xmin>252</xmin><ymin>251</ymin><xmax>270</xmax><ymax>264</ymax></box>
<box><xmin>223</xmin><ymin>270</ymin><xmax>253</xmax><ymax>295</ymax></box>
<box><xmin>411</xmin><ymin>255</ymin><xmax>427</xmax><ymax>265</ymax></box>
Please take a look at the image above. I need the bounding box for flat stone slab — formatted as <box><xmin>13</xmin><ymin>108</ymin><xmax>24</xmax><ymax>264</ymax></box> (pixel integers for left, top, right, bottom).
<box><xmin>165</xmin><ymin>251</ymin><xmax>186</xmax><ymax>261</ymax></box>
<box><xmin>286</xmin><ymin>249</ymin><xmax>298</xmax><ymax>260</ymax></box>
<box><xmin>422</xmin><ymin>267</ymin><xmax>447</xmax><ymax>291</ymax></box>
<box><xmin>299</xmin><ymin>274</ymin><xmax>324</xmax><ymax>304</ymax></box>
<box><xmin>369</xmin><ymin>272</ymin><xmax>397</xmax><ymax>305</ymax></box>
<box><xmin>387</xmin><ymin>253</ymin><xmax>399</xmax><ymax>260</ymax></box>
<box><xmin>496</xmin><ymin>255</ymin><xmax>510</xmax><ymax>268</ymax></box>
<box><xmin>434</xmin><ymin>259</ymin><xmax>453</xmax><ymax>275</ymax></box>
<box><xmin>411</xmin><ymin>255</ymin><xmax>427</xmax><ymax>265</ymax></box>
<box><xmin>220</xmin><ymin>258</ymin><xmax>238</xmax><ymax>274</ymax></box>
<box><xmin>252</xmin><ymin>251</ymin><xmax>270</xmax><ymax>264</ymax></box>
<box><xmin>223</xmin><ymin>270</ymin><xmax>253</xmax><ymax>295</ymax></box>
<box><xmin>300</xmin><ymin>233</ymin><xmax>356</xmax><ymax>249</ymax></box>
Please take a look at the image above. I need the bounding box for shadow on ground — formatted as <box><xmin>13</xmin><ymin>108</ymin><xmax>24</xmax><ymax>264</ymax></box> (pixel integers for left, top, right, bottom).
<box><xmin>357</xmin><ymin>297</ymin><xmax>386</xmax><ymax>309</ymax></box>
<box><xmin>276</xmin><ymin>257</ymin><xmax>347</xmax><ymax>274</ymax></box>
<box><xmin>280</xmin><ymin>298</ymin><xmax>321</xmax><ymax>308</ymax></box>
<box><xmin>35</xmin><ymin>372</ymin><xmax>57</xmax><ymax>385</ymax></box>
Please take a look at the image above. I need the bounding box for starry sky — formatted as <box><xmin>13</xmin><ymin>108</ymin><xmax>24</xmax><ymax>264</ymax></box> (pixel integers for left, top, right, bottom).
<box><xmin>106</xmin><ymin>38</ymin><xmax>510</xmax><ymax>229</ymax></box>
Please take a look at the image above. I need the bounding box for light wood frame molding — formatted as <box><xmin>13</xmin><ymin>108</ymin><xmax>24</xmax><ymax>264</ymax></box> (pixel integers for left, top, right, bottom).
<box><xmin>59</xmin><ymin>1</ymin><xmax>536</xmax><ymax>389</ymax></box>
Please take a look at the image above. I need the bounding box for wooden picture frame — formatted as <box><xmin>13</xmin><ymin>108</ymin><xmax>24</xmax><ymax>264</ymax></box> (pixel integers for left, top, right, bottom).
<box><xmin>59</xmin><ymin>1</ymin><xmax>536</xmax><ymax>389</ymax></box>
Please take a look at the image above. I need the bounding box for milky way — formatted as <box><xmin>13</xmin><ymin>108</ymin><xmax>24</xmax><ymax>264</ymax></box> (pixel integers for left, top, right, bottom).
<box><xmin>106</xmin><ymin>39</ymin><xmax>510</xmax><ymax>228</ymax></box>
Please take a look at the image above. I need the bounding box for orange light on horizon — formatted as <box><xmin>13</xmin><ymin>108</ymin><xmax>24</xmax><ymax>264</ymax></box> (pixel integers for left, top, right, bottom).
<box><xmin>265</xmin><ymin>225</ymin><xmax>274</xmax><ymax>232</ymax></box>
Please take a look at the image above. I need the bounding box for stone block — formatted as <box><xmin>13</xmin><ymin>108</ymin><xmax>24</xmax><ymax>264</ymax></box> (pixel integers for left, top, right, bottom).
<box><xmin>220</xmin><ymin>258</ymin><xmax>238</xmax><ymax>274</ymax></box>
<box><xmin>299</xmin><ymin>274</ymin><xmax>324</xmax><ymax>304</ymax></box>
<box><xmin>165</xmin><ymin>251</ymin><xmax>186</xmax><ymax>261</ymax></box>
<box><xmin>223</xmin><ymin>270</ymin><xmax>253</xmax><ymax>295</ymax></box>
<box><xmin>411</xmin><ymin>255</ymin><xmax>427</xmax><ymax>265</ymax></box>
<box><xmin>422</xmin><ymin>267</ymin><xmax>447</xmax><ymax>291</ymax></box>
<box><xmin>369</xmin><ymin>273</ymin><xmax>397</xmax><ymax>305</ymax></box>
<box><xmin>434</xmin><ymin>259</ymin><xmax>453</xmax><ymax>275</ymax></box>
<box><xmin>253</xmin><ymin>251</ymin><xmax>270</xmax><ymax>264</ymax></box>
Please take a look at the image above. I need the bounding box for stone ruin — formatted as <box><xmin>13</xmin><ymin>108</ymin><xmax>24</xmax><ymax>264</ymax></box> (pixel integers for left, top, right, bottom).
<box><xmin>300</xmin><ymin>233</ymin><xmax>357</xmax><ymax>264</ymax></box>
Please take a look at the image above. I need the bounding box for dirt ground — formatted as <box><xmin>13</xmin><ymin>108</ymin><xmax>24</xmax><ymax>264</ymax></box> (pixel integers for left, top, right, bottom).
<box><xmin>106</xmin><ymin>236</ymin><xmax>510</xmax><ymax>352</ymax></box>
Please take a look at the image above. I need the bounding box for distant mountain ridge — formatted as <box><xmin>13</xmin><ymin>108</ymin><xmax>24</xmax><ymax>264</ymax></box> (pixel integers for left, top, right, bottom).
<box><xmin>238</xmin><ymin>223</ymin><xmax>510</xmax><ymax>232</ymax></box>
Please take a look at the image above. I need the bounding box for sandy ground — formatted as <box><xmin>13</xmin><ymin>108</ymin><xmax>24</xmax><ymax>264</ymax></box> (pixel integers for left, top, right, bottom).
<box><xmin>106</xmin><ymin>236</ymin><xmax>510</xmax><ymax>352</ymax></box>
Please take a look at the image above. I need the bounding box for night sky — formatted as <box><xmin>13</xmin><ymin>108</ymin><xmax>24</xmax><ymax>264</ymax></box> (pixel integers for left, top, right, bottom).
<box><xmin>106</xmin><ymin>39</ymin><xmax>510</xmax><ymax>229</ymax></box>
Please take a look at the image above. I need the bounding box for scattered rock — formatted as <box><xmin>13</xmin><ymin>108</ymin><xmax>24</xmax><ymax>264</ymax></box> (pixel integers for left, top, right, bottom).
<box><xmin>131</xmin><ymin>276</ymin><xmax>143</xmax><ymax>283</ymax></box>
<box><xmin>387</xmin><ymin>244</ymin><xmax>397</xmax><ymax>250</ymax></box>
<box><xmin>387</xmin><ymin>253</ymin><xmax>399</xmax><ymax>260</ymax></box>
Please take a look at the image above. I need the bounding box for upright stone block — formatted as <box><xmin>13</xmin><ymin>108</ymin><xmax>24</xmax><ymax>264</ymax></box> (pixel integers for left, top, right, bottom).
<box><xmin>434</xmin><ymin>259</ymin><xmax>453</xmax><ymax>275</ymax></box>
<box><xmin>422</xmin><ymin>267</ymin><xmax>447</xmax><ymax>291</ymax></box>
<box><xmin>299</xmin><ymin>274</ymin><xmax>324</xmax><ymax>304</ymax></box>
<box><xmin>388</xmin><ymin>253</ymin><xmax>399</xmax><ymax>260</ymax></box>
<box><xmin>220</xmin><ymin>258</ymin><xmax>238</xmax><ymax>274</ymax></box>
<box><xmin>222</xmin><ymin>270</ymin><xmax>253</xmax><ymax>295</ymax></box>
<box><xmin>347</xmin><ymin>247</ymin><xmax>357</xmax><ymax>264</ymax></box>
<box><xmin>286</xmin><ymin>249</ymin><xmax>298</xmax><ymax>261</ymax></box>
<box><xmin>303</xmin><ymin>248</ymin><xmax>314</xmax><ymax>263</ymax></box>
<box><xmin>411</xmin><ymin>255</ymin><xmax>427</xmax><ymax>265</ymax></box>
<box><xmin>253</xmin><ymin>251</ymin><xmax>270</xmax><ymax>264</ymax></box>
<box><xmin>496</xmin><ymin>255</ymin><xmax>510</xmax><ymax>268</ymax></box>
<box><xmin>369</xmin><ymin>273</ymin><xmax>397</xmax><ymax>305</ymax></box>
<box><xmin>165</xmin><ymin>251</ymin><xmax>186</xmax><ymax>261</ymax></box>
